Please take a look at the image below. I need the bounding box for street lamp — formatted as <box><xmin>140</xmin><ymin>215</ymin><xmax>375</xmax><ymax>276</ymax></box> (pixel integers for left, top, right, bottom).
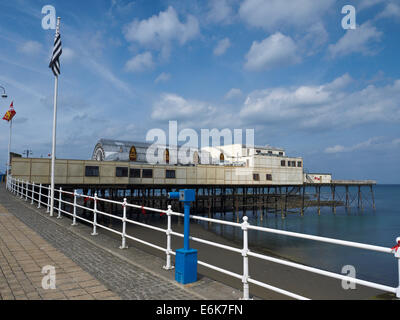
<box><xmin>0</xmin><ymin>86</ymin><xmax>7</xmax><ymax>99</ymax></box>
<box><xmin>2</xmin><ymin>85</ymin><xmax>10</xmax><ymax>189</ymax></box>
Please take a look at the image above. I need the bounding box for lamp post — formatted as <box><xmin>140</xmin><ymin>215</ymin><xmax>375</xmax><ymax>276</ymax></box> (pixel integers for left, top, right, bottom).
<box><xmin>1</xmin><ymin>85</ymin><xmax>10</xmax><ymax>188</ymax></box>
<box><xmin>0</xmin><ymin>86</ymin><xmax>7</xmax><ymax>99</ymax></box>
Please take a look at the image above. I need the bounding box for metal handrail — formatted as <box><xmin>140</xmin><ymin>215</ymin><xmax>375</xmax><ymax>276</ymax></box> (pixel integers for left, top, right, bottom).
<box><xmin>6</xmin><ymin>176</ymin><xmax>400</xmax><ymax>300</ymax></box>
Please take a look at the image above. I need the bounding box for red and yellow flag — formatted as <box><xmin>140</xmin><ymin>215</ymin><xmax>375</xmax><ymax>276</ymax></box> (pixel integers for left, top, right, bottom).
<box><xmin>3</xmin><ymin>102</ymin><xmax>16</xmax><ymax>122</ymax></box>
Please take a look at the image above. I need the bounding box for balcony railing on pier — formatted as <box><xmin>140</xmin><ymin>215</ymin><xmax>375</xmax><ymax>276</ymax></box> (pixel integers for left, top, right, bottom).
<box><xmin>6</xmin><ymin>177</ymin><xmax>400</xmax><ymax>300</ymax></box>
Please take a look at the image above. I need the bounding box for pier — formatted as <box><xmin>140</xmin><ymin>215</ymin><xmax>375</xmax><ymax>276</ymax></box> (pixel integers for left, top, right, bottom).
<box><xmin>8</xmin><ymin>142</ymin><xmax>380</xmax><ymax>224</ymax></box>
<box><xmin>21</xmin><ymin>181</ymin><xmax>376</xmax><ymax>223</ymax></box>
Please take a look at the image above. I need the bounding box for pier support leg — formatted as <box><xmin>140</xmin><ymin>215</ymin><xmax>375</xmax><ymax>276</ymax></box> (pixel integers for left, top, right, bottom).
<box><xmin>284</xmin><ymin>187</ymin><xmax>288</xmax><ymax>218</ymax></box>
<box><xmin>370</xmin><ymin>185</ymin><xmax>376</xmax><ymax>210</ymax></box>
<box><xmin>301</xmin><ymin>185</ymin><xmax>305</xmax><ymax>216</ymax></box>
<box><xmin>358</xmin><ymin>186</ymin><xmax>363</xmax><ymax>212</ymax></box>
<box><xmin>280</xmin><ymin>187</ymin><xmax>285</xmax><ymax>220</ymax></box>
<box><xmin>332</xmin><ymin>186</ymin><xmax>336</xmax><ymax>214</ymax></box>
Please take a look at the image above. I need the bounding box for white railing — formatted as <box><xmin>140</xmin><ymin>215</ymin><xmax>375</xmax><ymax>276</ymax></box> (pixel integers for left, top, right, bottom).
<box><xmin>6</xmin><ymin>177</ymin><xmax>400</xmax><ymax>300</ymax></box>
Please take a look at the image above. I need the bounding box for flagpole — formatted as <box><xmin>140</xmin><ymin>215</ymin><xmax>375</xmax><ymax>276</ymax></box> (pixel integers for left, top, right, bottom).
<box><xmin>7</xmin><ymin>118</ymin><xmax>12</xmax><ymax>189</ymax></box>
<box><xmin>50</xmin><ymin>17</ymin><xmax>61</xmax><ymax>217</ymax></box>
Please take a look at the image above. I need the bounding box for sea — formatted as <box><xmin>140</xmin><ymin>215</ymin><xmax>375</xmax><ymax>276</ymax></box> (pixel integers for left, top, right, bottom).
<box><xmin>199</xmin><ymin>185</ymin><xmax>400</xmax><ymax>287</ymax></box>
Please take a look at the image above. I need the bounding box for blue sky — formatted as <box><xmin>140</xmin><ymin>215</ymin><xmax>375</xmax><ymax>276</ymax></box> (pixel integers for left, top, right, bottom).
<box><xmin>0</xmin><ymin>0</ymin><xmax>399</xmax><ymax>183</ymax></box>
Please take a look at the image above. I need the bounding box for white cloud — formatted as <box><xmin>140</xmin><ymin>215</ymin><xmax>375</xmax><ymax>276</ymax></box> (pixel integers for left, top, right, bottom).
<box><xmin>62</xmin><ymin>47</ymin><xmax>76</xmax><ymax>62</ymax></box>
<box><xmin>155</xmin><ymin>72</ymin><xmax>171</xmax><ymax>84</ymax></box>
<box><xmin>125</xmin><ymin>52</ymin><xmax>154</xmax><ymax>72</ymax></box>
<box><xmin>86</xmin><ymin>58</ymin><xmax>131</xmax><ymax>93</ymax></box>
<box><xmin>239</xmin><ymin>0</ymin><xmax>334</xmax><ymax>31</ymax></box>
<box><xmin>325</xmin><ymin>145</ymin><xmax>346</xmax><ymax>154</ymax></box>
<box><xmin>324</xmin><ymin>73</ymin><xmax>353</xmax><ymax>91</ymax></box>
<box><xmin>328</xmin><ymin>22</ymin><xmax>382</xmax><ymax>58</ymax></box>
<box><xmin>239</xmin><ymin>75</ymin><xmax>400</xmax><ymax>130</ymax></box>
<box><xmin>150</xmin><ymin>93</ymin><xmax>241</xmax><ymax>128</ymax></box>
<box><xmin>325</xmin><ymin>137</ymin><xmax>384</xmax><ymax>154</ymax></box>
<box><xmin>207</xmin><ymin>0</ymin><xmax>235</xmax><ymax>24</ymax></box>
<box><xmin>123</xmin><ymin>6</ymin><xmax>200</xmax><ymax>59</ymax></box>
<box><xmin>244</xmin><ymin>33</ymin><xmax>300</xmax><ymax>71</ymax></box>
<box><xmin>299</xmin><ymin>22</ymin><xmax>329</xmax><ymax>56</ymax></box>
<box><xmin>377</xmin><ymin>2</ymin><xmax>400</xmax><ymax>19</ymax></box>
<box><xmin>214</xmin><ymin>38</ymin><xmax>231</xmax><ymax>56</ymax></box>
<box><xmin>359</xmin><ymin>0</ymin><xmax>385</xmax><ymax>10</ymax></box>
<box><xmin>18</xmin><ymin>41</ymin><xmax>42</xmax><ymax>55</ymax></box>
<box><xmin>225</xmin><ymin>88</ymin><xmax>243</xmax><ymax>100</ymax></box>
<box><xmin>151</xmin><ymin>93</ymin><xmax>216</xmax><ymax>122</ymax></box>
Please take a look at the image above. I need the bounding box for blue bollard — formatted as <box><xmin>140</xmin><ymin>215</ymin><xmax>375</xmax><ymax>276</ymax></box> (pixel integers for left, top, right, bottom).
<box><xmin>169</xmin><ymin>190</ymin><xmax>198</xmax><ymax>285</ymax></box>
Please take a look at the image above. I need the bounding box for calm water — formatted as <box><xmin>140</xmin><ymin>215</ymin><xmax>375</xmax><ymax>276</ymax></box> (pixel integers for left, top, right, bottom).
<box><xmin>201</xmin><ymin>185</ymin><xmax>400</xmax><ymax>287</ymax></box>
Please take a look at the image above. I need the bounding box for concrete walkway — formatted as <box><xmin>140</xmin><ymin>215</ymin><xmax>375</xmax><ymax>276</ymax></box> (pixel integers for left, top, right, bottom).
<box><xmin>0</xmin><ymin>186</ymin><xmax>239</xmax><ymax>300</ymax></box>
<box><xmin>0</xmin><ymin>202</ymin><xmax>119</xmax><ymax>300</ymax></box>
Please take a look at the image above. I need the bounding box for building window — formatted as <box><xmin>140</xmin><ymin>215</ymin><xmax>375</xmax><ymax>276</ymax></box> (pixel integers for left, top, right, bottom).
<box><xmin>253</xmin><ymin>174</ymin><xmax>260</xmax><ymax>181</ymax></box>
<box><xmin>142</xmin><ymin>169</ymin><xmax>153</xmax><ymax>178</ymax></box>
<box><xmin>130</xmin><ymin>168</ymin><xmax>141</xmax><ymax>178</ymax></box>
<box><xmin>266</xmin><ymin>174</ymin><xmax>273</xmax><ymax>181</ymax></box>
<box><xmin>291</xmin><ymin>161</ymin><xmax>296</xmax><ymax>167</ymax></box>
<box><xmin>298</xmin><ymin>161</ymin><xmax>302</xmax><ymax>168</ymax></box>
<box><xmin>281</xmin><ymin>160</ymin><xmax>286</xmax><ymax>167</ymax></box>
<box><xmin>85</xmin><ymin>166</ymin><xmax>99</xmax><ymax>177</ymax></box>
<box><xmin>166</xmin><ymin>170</ymin><xmax>176</xmax><ymax>179</ymax></box>
<box><xmin>116</xmin><ymin>167</ymin><xmax>128</xmax><ymax>177</ymax></box>
<box><xmin>220</xmin><ymin>153</ymin><xmax>225</xmax><ymax>162</ymax></box>
<box><xmin>288</xmin><ymin>161</ymin><xmax>292</xmax><ymax>167</ymax></box>
<box><xmin>279</xmin><ymin>152</ymin><xmax>284</xmax><ymax>156</ymax></box>
<box><xmin>268</xmin><ymin>151</ymin><xmax>273</xmax><ymax>155</ymax></box>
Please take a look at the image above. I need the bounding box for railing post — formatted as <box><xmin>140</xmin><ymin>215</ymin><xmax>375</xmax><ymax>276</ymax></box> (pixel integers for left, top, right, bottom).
<box><xmin>47</xmin><ymin>186</ymin><xmax>51</xmax><ymax>214</ymax></box>
<box><xmin>241</xmin><ymin>216</ymin><xmax>250</xmax><ymax>300</ymax></box>
<box><xmin>57</xmin><ymin>187</ymin><xmax>62</xmax><ymax>219</ymax></box>
<box><xmin>20</xmin><ymin>180</ymin><xmax>24</xmax><ymax>199</ymax></box>
<box><xmin>120</xmin><ymin>198</ymin><xmax>128</xmax><ymax>249</ymax></box>
<box><xmin>91</xmin><ymin>193</ymin><xmax>98</xmax><ymax>236</ymax></box>
<box><xmin>25</xmin><ymin>181</ymin><xmax>28</xmax><ymax>201</ymax></box>
<box><xmin>163</xmin><ymin>205</ymin><xmax>174</xmax><ymax>270</ymax></box>
<box><xmin>31</xmin><ymin>182</ymin><xmax>35</xmax><ymax>205</ymax></box>
<box><xmin>72</xmin><ymin>190</ymin><xmax>78</xmax><ymax>226</ymax></box>
<box><xmin>395</xmin><ymin>237</ymin><xmax>400</xmax><ymax>299</ymax></box>
<box><xmin>38</xmin><ymin>184</ymin><xmax>42</xmax><ymax>209</ymax></box>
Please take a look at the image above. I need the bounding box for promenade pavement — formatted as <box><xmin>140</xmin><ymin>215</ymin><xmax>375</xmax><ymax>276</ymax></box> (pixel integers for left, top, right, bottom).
<box><xmin>0</xmin><ymin>185</ymin><xmax>239</xmax><ymax>300</ymax></box>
